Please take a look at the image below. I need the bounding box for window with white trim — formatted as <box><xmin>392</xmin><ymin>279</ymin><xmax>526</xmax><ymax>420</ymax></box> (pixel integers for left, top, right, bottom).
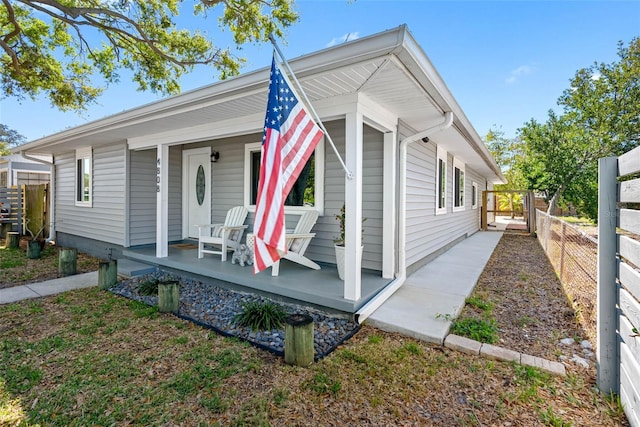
<box><xmin>472</xmin><ymin>182</ymin><xmax>479</xmax><ymax>209</ymax></box>
<box><xmin>436</xmin><ymin>146</ymin><xmax>447</xmax><ymax>215</ymax></box>
<box><xmin>453</xmin><ymin>159</ymin><xmax>465</xmax><ymax>211</ymax></box>
<box><xmin>75</xmin><ymin>147</ymin><xmax>92</xmax><ymax>206</ymax></box>
<box><xmin>0</xmin><ymin>170</ymin><xmax>7</xmax><ymax>188</ymax></box>
<box><xmin>244</xmin><ymin>141</ymin><xmax>324</xmax><ymax>214</ymax></box>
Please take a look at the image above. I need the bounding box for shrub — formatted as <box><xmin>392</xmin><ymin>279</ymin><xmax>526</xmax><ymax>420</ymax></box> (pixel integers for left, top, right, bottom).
<box><xmin>138</xmin><ymin>278</ymin><xmax>159</xmax><ymax>296</ymax></box>
<box><xmin>233</xmin><ymin>300</ymin><xmax>288</xmax><ymax>331</ymax></box>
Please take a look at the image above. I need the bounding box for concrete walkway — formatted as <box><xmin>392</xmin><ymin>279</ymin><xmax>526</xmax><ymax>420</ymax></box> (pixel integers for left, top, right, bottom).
<box><xmin>366</xmin><ymin>231</ymin><xmax>503</xmax><ymax>345</ymax></box>
<box><xmin>0</xmin><ymin>271</ymin><xmax>99</xmax><ymax>305</ymax></box>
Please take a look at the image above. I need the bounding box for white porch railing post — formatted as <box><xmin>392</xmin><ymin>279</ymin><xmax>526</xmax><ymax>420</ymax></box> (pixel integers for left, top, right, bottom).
<box><xmin>597</xmin><ymin>156</ymin><xmax>619</xmax><ymax>394</ymax></box>
<box><xmin>156</xmin><ymin>144</ymin><xmax>169</xmax><ymax>258</ymax></box>
<box><xmin>344</xmin><ymin>111</ymin><xmax>363</xmax><ymax>301</ymax></box>
<box><xmin>382</xmin><ymin>130</ymin><xmax>397</xmax><ymax>279</ymax></box>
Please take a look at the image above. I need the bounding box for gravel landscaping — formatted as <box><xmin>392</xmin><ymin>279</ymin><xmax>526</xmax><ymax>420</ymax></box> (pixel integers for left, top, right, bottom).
<box><xmin>110</xmin><ymin>271</ymin><xmax>360</xmax><ymax>359</ymax></box>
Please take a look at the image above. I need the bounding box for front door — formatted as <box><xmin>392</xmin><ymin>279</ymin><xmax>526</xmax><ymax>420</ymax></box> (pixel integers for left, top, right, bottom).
<box><xmin>182</xmin><ymin>148</ymin><xmax>211</xmax><ymax>239</ymax></box>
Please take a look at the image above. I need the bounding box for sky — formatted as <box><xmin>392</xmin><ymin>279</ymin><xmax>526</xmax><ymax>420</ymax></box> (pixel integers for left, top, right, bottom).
<box><xmin>1</xmin><ymin>0</ymin><xmax>639</xmax><ymax>143</ymax></box>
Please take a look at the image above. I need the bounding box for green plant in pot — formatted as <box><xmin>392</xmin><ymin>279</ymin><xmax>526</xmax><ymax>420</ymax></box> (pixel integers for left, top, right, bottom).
<box><xmin>333</xmin><ymin>204</ymin><xmax>366</xmax><ymax>280</ymax></box>
<box><xmin>24</xmin><ymin>218</ymin><xmax>47</xmax><ymax>259</ymax></box>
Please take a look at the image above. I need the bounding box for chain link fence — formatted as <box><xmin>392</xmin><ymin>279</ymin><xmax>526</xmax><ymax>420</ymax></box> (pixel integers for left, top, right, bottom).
<box><xmin>536</xmin><ymin>210</ymin><xmax>598</xmax><ymax>343</ymax></box>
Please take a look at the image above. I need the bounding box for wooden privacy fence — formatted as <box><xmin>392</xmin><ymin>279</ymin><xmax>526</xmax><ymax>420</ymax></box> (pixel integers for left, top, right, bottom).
<box><xmin>598</xmin><ymin>146</ymin><xmax>640</xmax><ymax>427</ymax></box>
<box><xmin>481</xmin><ymin>190</ymin><xmax>536</xmax><ymax>234</ymax></box>
<box><xmin>0</xmin><ymin>184</ymin><xmax>49</xmax><ymax>238</ymax></box>
<box><xmin>0</xmin><ymin>186</ymin><xmax>23</xmax><ymax>236</ymax></box>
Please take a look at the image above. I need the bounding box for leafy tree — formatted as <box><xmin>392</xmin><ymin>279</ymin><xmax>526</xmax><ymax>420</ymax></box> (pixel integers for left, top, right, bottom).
<box><xmin>0</xmin><ymin>124</ymin><xmax>26</xmax><ymax>155</ymax></box>
<box><xmin>1</xmin><ymin>0</ymin><xmax>297</xmax><ymax>111</ymax></box>
<box><xmin>484</xmin><ymin>127</ymin><xmax>527</xmax><ymax>218</ymax></box>
<box><xmin>518</xmin><ymin>37</ymin><xmax>640</xmax><ymax>220</ymax></box>
<box><xmin>484</xmin><ymin>127</ymin><xmax>526</xmax><ymax>191</ymax></box>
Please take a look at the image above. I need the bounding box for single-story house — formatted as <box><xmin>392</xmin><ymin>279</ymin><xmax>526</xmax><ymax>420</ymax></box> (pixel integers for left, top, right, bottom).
<box><xmin>15</xmin><ymin>25</ymin><xmax>504</xmax><ymax>319</ymax></box>
<box><xmin>0</xmin><ymin>154</ymin><xmax>51</xmax><ymax>188</ymax></box>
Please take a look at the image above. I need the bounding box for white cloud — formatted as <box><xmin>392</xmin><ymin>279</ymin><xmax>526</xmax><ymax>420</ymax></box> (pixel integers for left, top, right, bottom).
<box><xmin>590</xmin><ymin>72</ymin><xmax>601</xmax><ymax>81</ymax></box>
<box><xmin>326</xmin><ymin>32</ymin><xmax>360</xmax><ymax>48</ymax></box>
<box><xmin>505</xmin><ymin>65</ymin><xmax>534</xmax><ymax>84</ymax></box>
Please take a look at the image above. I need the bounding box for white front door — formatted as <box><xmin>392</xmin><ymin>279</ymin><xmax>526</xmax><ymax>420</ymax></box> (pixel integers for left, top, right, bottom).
<box><xmin>182</xmin><ymin>148</ymin><xmax>211</xmax><ymax>239</ymax></box>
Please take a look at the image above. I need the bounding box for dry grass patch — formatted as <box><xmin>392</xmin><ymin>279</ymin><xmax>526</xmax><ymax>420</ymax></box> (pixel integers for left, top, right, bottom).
<box><xmin>0</xmin><ymin>288</ymin><xmax>627</xmax><ymax>426</ymax></box>
<box><xmin>0</xmin><ymin>240</ymin><xmax>101</xmax><ymax>289</ymax></box>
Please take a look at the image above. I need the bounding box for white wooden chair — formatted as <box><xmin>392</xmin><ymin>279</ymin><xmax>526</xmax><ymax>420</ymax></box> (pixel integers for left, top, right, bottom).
<box><xmin>271</xmin><ymin>210</ymin><xmax>320</xmax><ymax>276</ymax></box>
<box><xmin>196</xmin><ymin>206</ymin><xmax>248</xmax><ymax>261</ymax></box>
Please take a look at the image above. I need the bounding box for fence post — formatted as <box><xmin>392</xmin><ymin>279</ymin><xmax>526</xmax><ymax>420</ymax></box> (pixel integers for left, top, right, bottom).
<box><xmin>597</xmin><ymin>156</ymin><xmax>618</xmax><ymax>394</ymax></box>
<box><xmin>560</xmin><ymin>223</ymin><xmax>566</xmax><ymax>283</ymax></box>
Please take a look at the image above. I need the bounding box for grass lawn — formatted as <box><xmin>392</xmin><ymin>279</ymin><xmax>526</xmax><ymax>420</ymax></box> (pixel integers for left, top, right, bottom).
<box><xmin>0</xmin><ymin>241</ymin><xmax>101</xmax><ymax>289</ymax></box>
<box><xmin>0</xmin><ymin>287</ymin><xmax>627</xmax><ymax>426</ymax></box>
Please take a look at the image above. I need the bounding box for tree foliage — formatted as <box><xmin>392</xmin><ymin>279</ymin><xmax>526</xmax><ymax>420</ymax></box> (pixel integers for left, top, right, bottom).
<box><xmin>484</xmin><ymin>126</ymin><xmax>526</xmax><ymax>191</ymax></box>
<box><xmin>0</xmin><ymin>124</ymin><xmax>26</xmax><ymax>155</ymax></box>
<box><xmin>517</xmin><ymin>37</ymin><xmax>640</xmax><ymax>220</ymax></box>
<box><xmin>1</xmin><ymin>0</ymin><xmax>298</xmax><ymax>111</ymax></box>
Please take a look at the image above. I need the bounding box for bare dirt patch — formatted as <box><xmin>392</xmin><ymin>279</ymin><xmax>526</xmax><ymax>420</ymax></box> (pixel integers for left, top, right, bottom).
<box><xmin>458</xmin><ymin>233</ymin><xmax>587</xmax><ymax>360</ymax></box>
<box><xmin>0</xmin><ymin>240</ymin><xmax>102</xmax><ymax>289</ymax></box>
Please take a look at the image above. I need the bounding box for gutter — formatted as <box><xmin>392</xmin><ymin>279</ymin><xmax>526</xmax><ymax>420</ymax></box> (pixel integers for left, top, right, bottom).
<box><xmin>18</xmin><ymin>151</ymin><xmax>55</xmax><ymax>242</ymax></box>
<box><xmin>355</xmin><ymin>111</ymin><xmax>454</xmax><ymax>324</ymax></box>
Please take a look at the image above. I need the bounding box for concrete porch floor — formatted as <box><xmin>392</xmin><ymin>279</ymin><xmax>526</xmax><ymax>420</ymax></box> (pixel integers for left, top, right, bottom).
<box><xmin>122</xmin><ymin>244</ymin><xmax>391</xmax><ymax>314</ymax></box>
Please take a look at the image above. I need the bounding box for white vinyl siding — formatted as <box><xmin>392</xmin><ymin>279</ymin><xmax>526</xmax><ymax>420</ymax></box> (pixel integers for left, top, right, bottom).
<box><xmin>404</xmin><ymin>128</ymin><xmax>486</xmax><ymax>269</ymax></box>
<box><xmin>129</xmin><ymin>146</ymin><xmax>182</xmax><ymax>246</ymax></box>
<box><xmin>56</xmin><ymin>143</ymin><xmax>126</xmax><ymax>245</ymax></box>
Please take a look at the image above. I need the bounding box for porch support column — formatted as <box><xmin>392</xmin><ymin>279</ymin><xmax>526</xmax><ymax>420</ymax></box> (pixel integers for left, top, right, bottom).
<box><xmin>344</xmin><ymin>112</ymin><xmax>363</xmax><ymax>301</ymax></box>
<box><xmin>382</xmin><ymin>130</ymin><xmax>397</xmax><ymax>279</ymax></box>
<box><xmin>156</xmin><ymin>144</ymin><xmax>169</xmax><ymax>258</ymax></box>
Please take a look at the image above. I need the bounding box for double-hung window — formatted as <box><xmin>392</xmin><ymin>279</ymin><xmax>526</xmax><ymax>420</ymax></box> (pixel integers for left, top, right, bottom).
<box><xmin>244</xmin><ymin>141</ymin><xmax>324</xmax><ymax>214</ymax></box>
<box><xmin>472</xmin><ymin>182</ymin><xmax>479</xmax><ymax>209</ymax></box>
<box><xmin>75</xmin><ymin>147</ymin><xmax>92</xmax><ymax>207</ymax></box>
<box><xmin>436</xmin><ymin>146</ymin><xmax>447</xmax><ymax>215</ymax></box>
<box><xmin>453</xmin><ymin>159</ymin><xmax>465</xmax><ymax>212</ymax></box>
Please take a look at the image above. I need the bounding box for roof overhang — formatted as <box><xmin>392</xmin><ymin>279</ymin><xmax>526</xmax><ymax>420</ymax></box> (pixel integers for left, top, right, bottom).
<box><xmin>16</xmin><ymin>24</ymin><xmax>504</xmax><ymax>184</ymax></box>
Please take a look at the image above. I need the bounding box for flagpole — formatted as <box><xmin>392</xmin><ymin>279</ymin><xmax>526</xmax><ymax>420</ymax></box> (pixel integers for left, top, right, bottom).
<box><xmin>269</xmin><ymin>34</ymin><xmax>353</xmax><ymax>180</ymax></box>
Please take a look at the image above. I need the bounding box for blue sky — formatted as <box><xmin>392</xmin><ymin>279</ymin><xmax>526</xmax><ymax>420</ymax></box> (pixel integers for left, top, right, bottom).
<box><xmin>1</xmin><ymin>0</ymin><xmax>639</xmax><ymax>142</ymax></box>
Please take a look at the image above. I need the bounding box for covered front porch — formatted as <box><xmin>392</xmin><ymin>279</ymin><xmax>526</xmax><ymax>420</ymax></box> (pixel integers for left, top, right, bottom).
<box><xmin>123</xmin><ymin>243</ymin><xmax>392</xmax><ymax>314</ymax></box>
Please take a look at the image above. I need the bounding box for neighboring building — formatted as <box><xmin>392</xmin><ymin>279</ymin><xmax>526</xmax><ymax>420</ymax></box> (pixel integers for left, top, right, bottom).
<box><xmin>15</xmin><ymin>25</ymin><xmax>504</xmax><ymax>315</ymax></box>
<box><xmin>0</xmin><ymin>154</ymin><xmax>51</xmax><ymax>188</ymax></box>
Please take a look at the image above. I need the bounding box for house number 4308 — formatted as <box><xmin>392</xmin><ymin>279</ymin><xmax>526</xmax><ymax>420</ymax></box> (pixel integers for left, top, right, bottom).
<box><xmin>156</xmin><ymin>158</ymin><xmax>161</xmax><ymax>192</ymax></box>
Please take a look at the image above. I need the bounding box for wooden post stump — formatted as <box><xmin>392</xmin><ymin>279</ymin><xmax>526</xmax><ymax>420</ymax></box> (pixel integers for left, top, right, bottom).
<box><xmin>58</xmin><ymin>247</ymin><xmax>78</xmax><ymax>277</ymax></box>
<box><xmin>6</xmin><ymin>232</ymin><xmax>19</xmax><ymax>249</ymax></box>
<box><xmin>158</xmin><ymin>281</ymin><xmax>180</xmax><ymax>313</ymax></box>
<box><xmin>284</xmin><ymin>314</ymin><xmax>314</xmax><ymax>367</ymax></box>
<box><xmin>98</xmin><ymin>260</ymin><xmax>118</xmax><ymax>289</ymax></box>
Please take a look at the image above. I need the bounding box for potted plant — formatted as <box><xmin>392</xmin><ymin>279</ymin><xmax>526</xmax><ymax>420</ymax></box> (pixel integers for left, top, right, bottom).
<box><xmin>333</xmin><ymin>204</ymin><xmax>366</xmax><ymax>280</ymax></box>
<box><xmin>24</xmin><ymin>218</ymin><xmax>47</xmax><ymax>259</ymax></box>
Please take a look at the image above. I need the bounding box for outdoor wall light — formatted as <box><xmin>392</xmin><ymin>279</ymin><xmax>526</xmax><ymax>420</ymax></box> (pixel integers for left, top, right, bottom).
<box><xmin>211</xmin><ymin>151</ymin><xmax>220</xmax><ymax>163</ymax></box>
<box><xmin>421</xmin><ymin>137</ymin><xmax>430</xmax><ymax>143</ymax></box>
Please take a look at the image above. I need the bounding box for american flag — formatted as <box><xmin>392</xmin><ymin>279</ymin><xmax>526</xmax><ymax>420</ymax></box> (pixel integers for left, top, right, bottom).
<box><xmin>253</xmin><ymin>55</ymin><xmax>324</xmax><ymax>274</ymax></box>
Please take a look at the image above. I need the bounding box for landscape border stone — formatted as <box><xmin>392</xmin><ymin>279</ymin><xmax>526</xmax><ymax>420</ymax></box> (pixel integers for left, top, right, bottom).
<box><xmin>444</xmin><ymin>334</ymin><xmax>567</xmax><ymax>376</ymax></box>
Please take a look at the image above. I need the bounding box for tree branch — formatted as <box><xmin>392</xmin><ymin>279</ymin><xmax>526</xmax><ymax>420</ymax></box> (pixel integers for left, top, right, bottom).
<box><xmin>1</xmin><ymin>0</ymin><xmax>22</xmax><ymax>72</ymax></box>
<box><xmin>21</xmin><ymin>0</ymin><xmax>215</xmax><ymax>68</ymax></box>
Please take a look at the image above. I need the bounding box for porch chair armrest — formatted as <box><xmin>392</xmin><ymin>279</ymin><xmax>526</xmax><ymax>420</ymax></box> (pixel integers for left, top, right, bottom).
<box><xmin>285</xmin><ymin>232</ymin><xmax>316</xmax><ymax>239</ymax></box>
<box><xmin>195</xmin><ymin>223</ymin><xmax>225</xmax><ymax>238</ymax></box>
